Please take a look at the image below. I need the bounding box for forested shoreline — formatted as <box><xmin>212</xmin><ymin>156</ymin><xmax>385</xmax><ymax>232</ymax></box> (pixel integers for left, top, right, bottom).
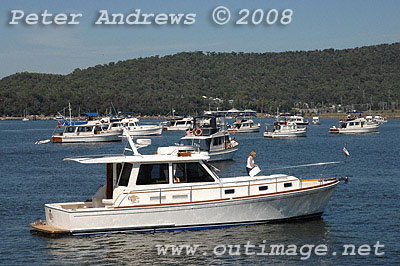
<box><xmin>0</xmin><ymin>42</ymin><xmax>399</xmax><ymax>116</ymax></box>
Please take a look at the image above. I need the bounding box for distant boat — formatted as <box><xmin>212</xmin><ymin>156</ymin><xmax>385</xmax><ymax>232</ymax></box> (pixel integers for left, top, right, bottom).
<box><xmin>52</xmin><ymin>120</ymin><xmax>122</xmax><ymax>143</ymax></box>
<box><xmin>22</xmin><ymin>108</ymin><xmax>29</xmax><ymax>121</ymax></box>
<box><xmin>163</xmin><ymin>117</ymin><xmax>194</xmax><ymax>131</ymax></box>
<box><xmin>159</xmin><ymin>116</ymin><xmax>239</xmax><ymax>161</ymax></box>
<box><xmin>104</xmin><ymin>117</ymin><xmax>163</xmax><ymax>136</ymax></box>
<box><xmin>311</xmin><ymin>116</ymin><xmax>320</xmax><ymax>125</ymax></box>
<box><xmin>227</xmin><ymin>119</ymin><xmax>260</xmax><ymax>133</ymax></box>
<box><xmin>264</xmin><ymin>121</ymin><xmax>307</xmax><ymax>138</ymax></box>
<box><xmin>329</xmin><ymin>118</ymin><xmax>379</xmax><ymax>134</ymax></box>
<box><xmin>374</xmin><ymin>115</ymin><xmax>387</xmax><ymax>124</ymax></box>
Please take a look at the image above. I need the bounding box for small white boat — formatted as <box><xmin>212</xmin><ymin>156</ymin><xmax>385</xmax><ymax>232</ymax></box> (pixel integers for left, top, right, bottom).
<box><xmin>311</xmin><ymin>117</ymin><xmax>320</xmax><ymax>125</ymax></box>
<box><xmin>161</xmin><ymin>116</ymin><xmax>239</xmax><ymax>161</ymax></box>
<box><xmin>264</xmin><ymin>121</ymin><xmax>307</xmax><ymax>138</ymax></box>
<box><xmin>22</xmin><ymin>117</ymin><xmax>29</xmax><ymax>122</ymax></box>
<box><xmin>52</xmin><ymin>120</ymin><xmax>122</xmax><ymax>143</ymax></box>
<box><xmin>228</xmin><ymin>119</ymin><xmax>260</xmax><ymax>133</ymax></box>
<box><xmin>106</xmin><ymin>117</ymin><xmax>162</xmax><ymax>136</ymax></box>
<box><xmin>279</xmin><ymin>114</ymin><xmax>309</xmax><ymax>126</ymax></box>
<box><xmin>164</xmin><ymin>117</ymin><xmax>194</xmax><ymax>131</ymax></box>
<box><xmin>31</xmin><ymin>130</ymin><xmax>344</xmax><ymax>236</ymax></box>
<box><xmin>373</xmin><ymin>115</ymin><xmax>387</xmax><ymax>124</ymax></box>
<box><xmin>329</xmin><ymin>118</ymin><xmax>379</xmax><ymax>134</ymax></box>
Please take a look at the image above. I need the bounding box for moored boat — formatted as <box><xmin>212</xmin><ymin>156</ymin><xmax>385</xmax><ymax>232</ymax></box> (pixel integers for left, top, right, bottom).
<box><xmin>31</xmin><ymin>130</ymin><xmax>345</xmax><ymax>236</ymax></box>
<box><xmin>311</xmin><ymin>116</ymin><xmax>320</xmax><ymax>125</ymax></box>
<box><xmin>329</xmin><ymin>118</ymin><xmax>379</xmax><ymax>134</ymax></box>
<box><xmin>264</xmin><ymin>121</ymin><xmax>307</xmax><ymax>138</ymax></box>
<box><xmin>52</xmin><ymin>120</ymin><xmax>122</xmax><ymax>143</ymax></box>
<box><xmin>227</xmin><ymin>119</ymin><xmax>260</xmax><ymax>133</ymax></box>
<box><xmin>160</xmin><ymin>116</ymin><xmax>239</xmax><ymax>161</ymax></box>
<box><xmin>163</xmin><ymin>117</ymin><xmax>194</xmax><ymax>131</ymax></box>
<box><xmin>107</xmin><ymin>117</ymin><xmax>162</xmax><ymax>136</ymax></box>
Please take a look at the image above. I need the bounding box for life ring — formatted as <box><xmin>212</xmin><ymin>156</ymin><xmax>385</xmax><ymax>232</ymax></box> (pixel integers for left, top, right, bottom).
<box><xmin>194</xmin><ymin>128</ymin><xmax>203</xmax><ymax>136</ymax></box>
<box><xmin>57</xmin><ymin>121</ymin><xmax>61</xmax><ymax>128</ymax></box>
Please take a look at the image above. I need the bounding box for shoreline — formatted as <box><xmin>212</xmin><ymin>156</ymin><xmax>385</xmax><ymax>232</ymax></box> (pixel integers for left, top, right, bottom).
<box><xmin>2</xmin><ymin>109</ymin><xmax>400</xmax><ymax>121</ymax></box>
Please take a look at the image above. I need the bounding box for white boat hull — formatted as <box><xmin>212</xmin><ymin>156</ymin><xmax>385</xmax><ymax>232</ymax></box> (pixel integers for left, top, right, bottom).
<box><xmin>264</xmin><ymin>129</ymin><xmax>307</xmax><ymax>138</ymax></box>
<box><xmin>206</xmin><ymin>147</ymin><xmax>238</xmax><ymax>161</ymax></box>
<box><xmin>228</xmin><ymin>127</ymin><xmax>260</xmax><ymax>133</ymax></box>
<box><xmin>126</xmin><ymin>126</ymin><xmax>162</xmax><ymax>136</ymax></box>
<box><xmin>44</xmin><ymin>181</ymin><xmax>338</xmax><ymax>235</ymax></box>
<box><xmin>329</xmin><ymin>125</ymin><xmax>379</xmax><ymax>134</ymax></box>
<box><xmin>52</xmin><ymin>132</ymin><xmax>121</xmax><ymax>143</ymax></box>
<box><xmin>166</xmin><ymin>126</ymin><xmax>191</xmax><ymax>131</ymax></box>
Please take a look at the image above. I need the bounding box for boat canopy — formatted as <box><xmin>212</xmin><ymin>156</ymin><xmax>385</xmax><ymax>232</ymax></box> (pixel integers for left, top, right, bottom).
<box><xmin>64</xmin><ymin>153</ymin><xmax>210</xmax><ymax>164</ymax></box>
<box><xmin>61</xmin><ymin>121</ymin><xmax>88</xmax><ymax>126</ymax></box>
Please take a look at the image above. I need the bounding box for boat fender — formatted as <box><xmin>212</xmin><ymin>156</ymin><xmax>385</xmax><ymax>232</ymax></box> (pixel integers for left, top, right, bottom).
<box><xmin>57</xmin><ymin>121</ymin><xmax>61</xmax><ymax>128</ymax></box>
<box><xmin>194</xmin><ymin>128</ymin><xmax>203</xmax><ymax>136</ymax></box>
<box><xmin>265</xmin><ymin>125</ymin><xmax>268</xmax><ymax>131</ymax></box>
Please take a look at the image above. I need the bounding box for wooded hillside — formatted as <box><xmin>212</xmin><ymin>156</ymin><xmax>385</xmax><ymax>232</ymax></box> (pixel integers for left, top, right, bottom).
<box><xmin>0</xmin><ymin>42</ymin><xmax>399</xmax><ymax>116</ymax></box>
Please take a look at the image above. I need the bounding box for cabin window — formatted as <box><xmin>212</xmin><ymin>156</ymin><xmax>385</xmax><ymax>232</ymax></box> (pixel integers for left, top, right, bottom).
<box><xmin>284</xmin><ymin>182</ymin><xmax>292</xmax><ymax>188</ymax></box>
<box><xmin>224</xmin><ymin>189</ymin><xmax>235</xmax><ymax>194</ymax></box>
<box><xmin>193</xmin><ymin>139</ymin><xmax>211</xmax><ymax>151</ymax></box>
<box><xmin>172</xmin><ymin>162</ymin><xmax>215</xmax><ymax>183</ymax></box>
<box><xmin>213</xmin><ymin>137</ymin><xmax>223</xmax><ymax>146</ymax></box>
<box><xmin>136</xmin><ymin>164</ymin><xmax>169</xmax><ymax>185</ymax></box>
<box><xmin>176</xmin><ymin>121</ymin><xmax>186</xmax><ymax>125</ymax></box>
<box><xmin>259</xmin><ymin>185</ymin><xmax>268</xmax><ymax>191</ymax></box>
<box><xmin>355</xmin><ymin>122</ymin><xmax>360</xmax><ymax>126</ymax></box>
<box><xmin>66</xmin><ymin>126</ymin><xmax>75</xmax><ymax>133</ymax></box>
<box><xmin>118</xmin><ymin>163</ymin><xmax>133</xmax><ymax>186</ymax></box>
<box><xmin>349</xmin><ymin>122</ymin><xmax>354</xmax><ymax>126</ymax></box>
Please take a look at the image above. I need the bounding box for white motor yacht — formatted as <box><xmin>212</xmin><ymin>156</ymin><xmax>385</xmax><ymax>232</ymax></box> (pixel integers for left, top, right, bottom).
<box><xmin>228</xmin><ymin>119</ymin><xmax>260</xmax><ymax>133</ymax></box>
<box><xmin>264</xmin><ymin>121</ymin><xmax>307</xmax><ymax>138</ymax></box>
<box><xmin>374</xmin><ymin>115</ymin><xmax>387</xmax><ymax>124</ymax></box>
<box><xmin>164</xmin><ymin>117</ymin><xmax>194</xmax><ymax>131</ymax></box>
<box><xmin>120</xmin><ymin>118</ymin><xmax>162</xmax><ymax>136</ymax></box>
<box><xmin>329</xmin><ymin>118</ymin><xmax>379</xmax><ymax>134</ymax></box>
<box><xmin>52</xmin><ymin>120</ymin><xmax>122</xmax><ymax>143</ymax></box>
<box><xmin>161</xmin><ymin>116</ymin><xmax>239</xmax><ymax>162</ymax></box>
<box><xmin>31</xmin><ymin>130</ymin><xmax>345</xmax><ymax>236</ymax></box>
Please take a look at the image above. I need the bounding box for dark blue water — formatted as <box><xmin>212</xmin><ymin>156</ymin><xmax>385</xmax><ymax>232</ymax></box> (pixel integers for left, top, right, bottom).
<box><xmin>0</xmin><ymin>119</ymin><xmax>399</xmax><ymax>265</ymax></box>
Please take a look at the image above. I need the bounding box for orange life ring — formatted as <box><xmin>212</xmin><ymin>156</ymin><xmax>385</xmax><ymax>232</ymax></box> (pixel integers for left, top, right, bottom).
<box><xmin>194</xmin><ymin>128</ymin><xmax>203</xmax><ymax>136</ymax></box>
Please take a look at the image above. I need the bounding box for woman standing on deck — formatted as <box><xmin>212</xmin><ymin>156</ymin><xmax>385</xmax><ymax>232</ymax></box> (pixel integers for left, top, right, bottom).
<box><xmin>246</xmin><ymin>150</ymin><xmax>258</xmax><ymax>175</ymax></box>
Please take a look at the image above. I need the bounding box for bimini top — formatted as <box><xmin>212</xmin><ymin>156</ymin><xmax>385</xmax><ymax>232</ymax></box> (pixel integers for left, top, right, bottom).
<box><xmin>61</xmin><ymin>121</ymin><xmax>88</xmax><ymax>126</ymax></box>
<box><xmin>64</xmin><ymin>153</ymin><xmax>210</xmax><ymax>164</ymax></box>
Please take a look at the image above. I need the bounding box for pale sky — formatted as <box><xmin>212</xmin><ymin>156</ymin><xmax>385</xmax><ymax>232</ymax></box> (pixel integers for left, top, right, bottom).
<box><xmin>1</xmin><ymin>0</ymin><xmax>399</xmax><ymax>78</ymax></box>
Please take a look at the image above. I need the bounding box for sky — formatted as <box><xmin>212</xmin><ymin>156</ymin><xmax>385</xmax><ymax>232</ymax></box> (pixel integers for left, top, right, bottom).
<box><xmin>0</xmin><ymin>0</ymin><xmax>399</xmax><ymax>78</ymax></box>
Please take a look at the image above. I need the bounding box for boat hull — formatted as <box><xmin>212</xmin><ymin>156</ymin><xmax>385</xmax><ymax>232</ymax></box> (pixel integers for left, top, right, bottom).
<box><xmin>127</xmin><ymin>126</ymin><xmax>162</xmax><ymax>136</ymax></box>
<box><xmin>264</xmin><ymin>129</ymin><xmax>307</xmax><ymax>138</ymax></box>
<box><xmin>52</xmin><ymin>132</ymin><xmax>122</xmax><ymax>143</ymax></box>
<box><xmin>329</xmin><ymin>126</ymin><xmax>379</xmax><ymax>134</ymax></box>
<box><xmin>40</xmin><ymin>181</ymin><xmax>338</xmax><ymax>235</ymax></box>
<box><xmin>228</xmin><ymin>127</ymin><xmax>260</xmax><ymax>133</ymax></box>
<box><xmin>207</xmin><ymin>147</ymin><xmax>238</xmax><ymax>161</ymax></box>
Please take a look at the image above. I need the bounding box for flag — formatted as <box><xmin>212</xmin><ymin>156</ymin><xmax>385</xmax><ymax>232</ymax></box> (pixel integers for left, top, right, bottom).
<box><xmin>343</xmin><ymin>144</ymin><xmax>350</xmax><ymax>158</ymax></box>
